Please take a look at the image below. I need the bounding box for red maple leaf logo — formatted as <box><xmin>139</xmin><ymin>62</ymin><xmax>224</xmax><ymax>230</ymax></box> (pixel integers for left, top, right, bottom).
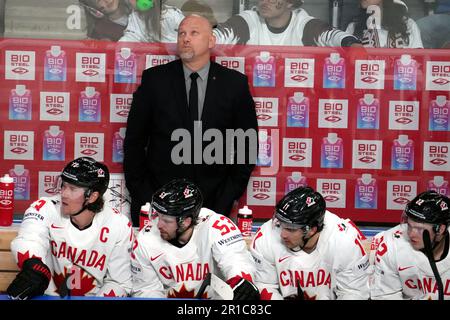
<box><xmin>53</xmin><ymin>266</ymin><xmax>96</xmax><ymax>296</ymax></box>
<box><xmin>103</xmin><ymin>290</ymin><xmax>117</xmax><ymax>297</ymax></box>
<box><xmin>167</xmin><ymin>283</ymin><xmax>207</xmax><ymax>299</ymax></box>
<box><xmin>17</xmin><ymin>251</ymin><xmax>41</xmax><ymax>269</ymax></box>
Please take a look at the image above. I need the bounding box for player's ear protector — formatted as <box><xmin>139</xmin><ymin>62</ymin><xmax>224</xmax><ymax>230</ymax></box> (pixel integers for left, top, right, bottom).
<box><xmin>136</xmin><ymin>0</ymin><xmax>154</xmax><ymax>11</ymax></box>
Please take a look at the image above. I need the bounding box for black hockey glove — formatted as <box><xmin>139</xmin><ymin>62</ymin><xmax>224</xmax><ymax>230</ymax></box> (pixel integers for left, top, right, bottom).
<box><xmin>227</xmin><ymin>276</ymin><xmax>260</xmax><ymax>300</ymax></box>
<box><xmin>7</xmin><ymin>258</ymin><xmax>51</xmax><ymax>300</ymax></box>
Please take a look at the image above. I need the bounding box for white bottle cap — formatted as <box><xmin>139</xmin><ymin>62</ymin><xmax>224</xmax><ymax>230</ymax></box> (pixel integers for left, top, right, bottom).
<box><xmin>259</xmin><ymin>51</ymin><xmax>271</xmax><ymax>62</ymax></box>
<box><xmin>400</xmin><ymin>54</ymin><xmax>411</xmax><ymax>64</ymax></box>
<box><xmin>330</xmin><ymin>52</ymin><xmax>340</xmax><ymax>62</ymax></box>
<box><xmin>361</xmin><ymin>173</ymin><xmax>372</xmax><ymax>184</ymax></box>
<box><xmin>259</xmin><ymin>130</ymin><xmax>268</xmax><ymax>142</ymax></box>
<box><xmin>436</xmin><ymin>95</ymin><xmax>447</xmax><ymax>105</ymax></box>
<box><xmin>85</xmin><ymin>87</ymin><xmax>96</xmax><ymax>97</ymax></box>
<box><xmin>238</xmin><ymin>205</ymin><xmax>252</xmax><ymax>216</ymax></box>
<box><xmin>327</xmin><ymin>132</ymin><xmax>338</xmax><ymax>143</ymax></box>
<box><xmin>49</xmin><ymin>125</ymin><xmax>60</xmax><ymax>135</ymax></box>
<box><xmin>51</xmin><ymin>45</ymin><xmax>61</xmax><ymax>56</ymax></box>
<box><xmin>15</xmin><ymin>85</ymin><xmax>26</xmax><ymax>95</ymax></box>
<box><xmin>140</xmin><ymin>202</ymin><xmax>151</xmax><ymax>213</ymax></box>
<box><xmin>291</xmin><ymin>171</ymin><xmax>302</xmax><ymax>181</ymax></box>
<box><xmin>14</xmin><ymin>165</ymin><xmax>25</xmax><ymax>175</ymax></box>
<box><xmin>398</xmin><ymin>134</ymin><xmax>409</xmax><ymax>144</ymax></box>
<box><xmin>119</xmin><ymin>127</ymin><xmax>127</xmax><ymax>137</ymax></box>
<box><xmin>293</xmin><ymin>92</ymin><xmax>304</xmax><ymax>102</ymax></box>
<box><xmin>433</xmin><ymin>176</ymin><xmax>444</xmax><ymax>186</ymax></box>
<box><xmin>1</xmin><ymin>174</ymin><xmax>14</xmax><ymax>183</ymax></box>
<box><xmin>120</xmin><ymin>47</ymin><xmax>131</xmax><ymax>59</ymax></box>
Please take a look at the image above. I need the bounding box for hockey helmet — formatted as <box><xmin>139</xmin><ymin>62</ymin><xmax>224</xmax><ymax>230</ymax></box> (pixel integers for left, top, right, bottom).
<box><xmin>275</xmin><ymin>186</ymin><xmax>326</xmax><ymax>229</ymax></box>
<box><xmin>404</xmin><ymin>190</ymin><xmax>450</xmax><ymax>226</ymax></box>
<box><xmin>152</xmin><ymin>179</ymin><xmax>203</xmax><ymax>220</ymax></box>
<box><xmin>61</xmin><ymin>157</ymin><xmax>110</xmax><ymax>196</ymax></box>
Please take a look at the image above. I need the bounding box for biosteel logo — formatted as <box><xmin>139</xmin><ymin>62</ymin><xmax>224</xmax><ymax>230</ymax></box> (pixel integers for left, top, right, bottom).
<box><xmin>387</xmin><ymin>181</ymin><xmax>416</xmax><ymax>210</ymax></box>
<box><xmin>110</xmin><ymin>94</ymin><xmax>132</xmax><ymax>123</ymax></box>
<box><xmin>145</xmin><ymin>54</ymin><xmax>176</xmax><ymax>69</ymax></box>
<box><xmin>247</xmin><ymin>177</ymin><xmax>276</xmax><ymax>206</ymax></box>
<box><xmin>254</xmin><ymin>97</ymin><xmax>278</xmax><ymax>126</ymax></box>
<box><xmin>352</xmin><ymin>140</ymin><xmax>382</xmax><ymax>169</ymax></box>
<box><xmin>285</xmin><ymin>58</ymin><xmax>314</xmax><ymax>88</ymax></box>
<box><xmin>426</xmin><ymin>62</ymin><xmax>450</xmax><ymax>91</ymax></box>
<box><xmin>216</xmin><ymin>57</ymin><xmax>245</xmax><ymax>74</ymax></box>
<box><xmin>252</xmin><ymin>180</ymin><xmax>271</xmax><ymax>201</ymax></box>
<box><xmin>317</xmin><ymin>179</ymin><xmax>346</xmax><ymax>208</ymax></box>
<box><xmin>6</xmin><ymin>51</ymin><xmax>35</xmax><ymax>80</ymax></box>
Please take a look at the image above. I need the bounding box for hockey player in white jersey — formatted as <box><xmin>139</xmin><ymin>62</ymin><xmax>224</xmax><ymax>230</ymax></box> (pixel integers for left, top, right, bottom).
<box><xmin>7</xmin><ymin>157</ymin><xmax>133</xmax><ymax>299</ymax></box>
<box><xmin>370</xmin><ymin>191</ymin><xmax>450</xmax><ymax>300</ymax></box>
<box><xmin>131</xmin><ymin>179</ymin><xmax>260</xmax><ymax>299</ymax></box>
<box><xmin>213</xmin><ymin>0</ymin><xmax>362</xmax><ymax>47</ymax></box>
<box><xmin>250</xmin><ymin>186</ymin><xmax>370</xmax><ymax>300</ymax></box>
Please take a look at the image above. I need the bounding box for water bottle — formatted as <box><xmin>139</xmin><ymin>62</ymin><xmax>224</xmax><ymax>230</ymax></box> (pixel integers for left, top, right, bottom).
<box><xmin>139</xmin><ymin>202</ymin><xmax>151</xmax><ymax>231</ymax></box>
<box><xmin>237</xmin><ymin>206</ymin><xmax>253</xmax><ymax>238</ymax></box>
<box><xmin>0</xmin><ymin>174</ymin><xmax>15</xmax><ymax>226</ymax></box>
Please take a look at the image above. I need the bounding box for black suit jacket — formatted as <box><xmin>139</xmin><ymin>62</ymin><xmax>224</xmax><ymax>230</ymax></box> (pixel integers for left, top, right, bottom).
<box><xmin>124</xmin><ymin>59</ymin><xmax>258</xmax><ymax>225</ymax></box>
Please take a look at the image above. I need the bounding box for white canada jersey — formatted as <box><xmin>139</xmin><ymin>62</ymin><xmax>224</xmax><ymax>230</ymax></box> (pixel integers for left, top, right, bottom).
<box><xmin>10</xmin><ymin>196</ymin><xmax>133</xmax><ymax>297</ymax></box>
<box><xmin>346</xmin><ymin>18</ymin><xmax>423</xmax><ymax>48</ymax></box>
<box><xmin>119</xmin><ymin>6</ymin><xmax>184</xmax><ymax>43</ymax></box>
<box><xmin>131</xmin><ymin>208</ymin><xmax>256</xmax><ymax>298</ymax></box>
<box><xmin>214</xmin><ymin>9</ymin><xmax>359</xmax><ymax>46</ymax></box>
<box><xmin>250</xmin><ymin>211</ymin><xmax>369</xmax><ymax>300</ymax></box>
<box><xmin>370</xmin><ymin>225</ymin><xmax>450</xmax><ymax>300</ymax></box>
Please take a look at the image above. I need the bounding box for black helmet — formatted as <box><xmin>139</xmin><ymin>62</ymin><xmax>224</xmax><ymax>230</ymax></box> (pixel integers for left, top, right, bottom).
<box><xmin>405</xmin><ymin>191</ymin><xmax>450</xmax><ymax>226</ymax></box>
<box><xmin>152</xmin><ymin>179</ymin><xmax>203</xmax><ymax>220</ymax></box>
<box><xmin>275</xmin><ymin>186</ymin><xmax>326</xmax><ymax>230</ymax></box>
<box><xmin>61</xmin><ymin>157</ymin><xmax>109</xmax><ymax>196</ymax></box>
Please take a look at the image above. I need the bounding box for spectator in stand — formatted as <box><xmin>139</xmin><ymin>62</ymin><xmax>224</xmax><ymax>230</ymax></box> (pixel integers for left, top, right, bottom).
<box><xmin>213</xmin><ymin>0</ymin><xmax>362</xmax><ymax>47</ymax></box>
<box><xmin>119</xmin><ymin>0</ymin><xmax>184</xmax><ymax>42</ymax></box>
<box><xmin>346</xmin><ymin>0</ymin><xmax>423</xmax><ymax>48</ymax></box>
<box><xmin>181</xmin><ymin>0</ymin><xmax>218</xmax><ymax>28</ymax></box>
<box><xmin>416</xmin><ymin>0</ymin><xmax>450</xmax><ymax>48</ymax></box>
<box><xmin>80</xmin><ymin>0</ymin><xmax>131</xmax><ymax>41</ymax></box>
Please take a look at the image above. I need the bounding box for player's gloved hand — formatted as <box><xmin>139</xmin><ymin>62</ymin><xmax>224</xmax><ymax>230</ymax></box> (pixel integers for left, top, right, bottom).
<box><xmin>226</xmin><ymin>276</ymin><xmax>260</xmax><ymax>300</ymax></box>
<box><xmin>7</xmin><ymin>258</ymin><xmax>51</xmax><ymax>300</ymax></box>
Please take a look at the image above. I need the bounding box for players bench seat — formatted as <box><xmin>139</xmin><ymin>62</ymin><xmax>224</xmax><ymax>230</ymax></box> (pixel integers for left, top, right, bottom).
<box><xmin>0</xmin><ymin>226</ymin><xmax>19</xmax><ymax>293</ymax></box>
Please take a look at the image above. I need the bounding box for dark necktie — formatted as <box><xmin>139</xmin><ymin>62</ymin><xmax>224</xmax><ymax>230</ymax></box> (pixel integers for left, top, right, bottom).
<box><xmin>189</xmin><ymin>72</ymin><xmax>199</xmax><ymax>121</ymax></box>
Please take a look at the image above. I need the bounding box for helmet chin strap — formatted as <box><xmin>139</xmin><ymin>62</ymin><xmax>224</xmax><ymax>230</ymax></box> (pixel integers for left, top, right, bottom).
<box><xmin>69</xmin><ymin>189</ymin><xmax>92</xmax><ymax>217</ymax></box>
<box><xmin>168</xmin><ymin>216</ymin><xmax>194</xmax><ymax>247</ymax></box>
<box><xmin>291</xmin><ymin>226</ymin><xmax>312</xmax><ymax>252</ymax></box>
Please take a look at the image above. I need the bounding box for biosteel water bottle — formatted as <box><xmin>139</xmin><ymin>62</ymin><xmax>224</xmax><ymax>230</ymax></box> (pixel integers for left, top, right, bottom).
<box><xmin>9</xmin><ymin>85</ymin><xmax>32</xmax><ymax>120</ymax></box>
<box><xmin>43</xmin><ymin>125</ymin><xmax>65</xmax><ymax>161</ymax></box>
<box><xmin>237</xmin><ymin>206</ymin><xmax>253</xmax><ymax>238</ymax></box>
<box><xmin>429</xmin><ymin>95</ymin><xmax>450</xmax><ymax>131</ymax></box>
<box><xmin>428</xmin><ymin>176</ymin><xmax>449</xmax><ymax>197</ymax></box>
<box><xmin>391</xmin><ymin>134</ymin><xmax>414</xmax><ymax>171</ymax></box>
<box><xmin>287</xmin><ymin>92</ymin><xmax>309</xmax><ymax>127</ymax></box>
<box><xmin>0</xmin><ymin>174</ymin><xmax>14</xmax><ymax>226</ymax></box>
<box><xmin>114</xmin><ymin>47</ymin><xmax>137</xmax><ymax>83</ymax></box>
<box><xmin>9</xmin><ymin>165</ymin><xmax>30</xmax><ymax>200</ymax></box>
<box><xmin>44</xmin><ymin>45</ymin><xmax>67</xmax><ymax>82</ymax></box>
<box><xmin>284</xmin><ymin>172</ymin><xmax>307</xmax><ymax>195</ymax></box>
<box><xmin>253</xmin><ymin>51</ymin><xmax>275</xmax><ymax>87</ymax></box>
<box><xmin>321</xmin><ymin>133</ymin><xmax>343</xmax><ymax>168</ymax></box>
<box><xmin>139</xmin><ymin>202</ymin><xmax>151</xmax><ymax>231</ymax></box>
<box><xmin>79</xmin><ymin>86</ymin><xmax>101</xmax><ymax>122</ymax></box>
<box><xmin>257</xmin><ymin>130</ymin><xmax>272</xmax><ymax>166</ymax></box>
<box><xmin>112</xmin><ymin>127</ymin><xmax>126</xmax><ymax>163</ymax></box>
<box><xmin>394</xmin><ymin>54</ymin><xmax>417</xmax><ymax>90</ymax></box>
<box><xmin>357</xmin><ymin>94</ymin><xmax>379</xmax><ymax>129</ymax></box>
<box><xmin>323</xmin><ymin>52</ymin><xmax>345</xmax><ymax>89</ymax></box>
<box><xmin>355</xmin><ymin>173</ymin><xmax>377</xmax><ymax>209</ymax></box>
